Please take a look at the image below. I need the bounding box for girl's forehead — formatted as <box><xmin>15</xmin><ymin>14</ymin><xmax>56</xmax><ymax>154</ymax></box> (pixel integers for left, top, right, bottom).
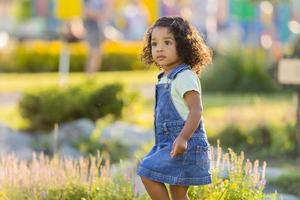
<box><xmin>151</xmin><ymin>27</ymin><xmax>174</xmax><ymax>38</ymax></box>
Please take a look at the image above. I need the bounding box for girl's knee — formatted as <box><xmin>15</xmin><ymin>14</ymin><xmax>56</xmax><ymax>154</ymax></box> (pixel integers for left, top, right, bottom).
<box><xmin>171</xmin><ymin>194</ymin><xmax>189</xmax><ymax>200</ymax></box>
<box><xmin>170</xmin><ymin>186</ymin><xmax>189</xmax><ymax>200</ymax></box>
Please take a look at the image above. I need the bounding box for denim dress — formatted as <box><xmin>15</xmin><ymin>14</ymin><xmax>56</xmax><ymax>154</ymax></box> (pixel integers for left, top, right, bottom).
<box><xmin>137</xmin><ymin>64</ymin><xmax>212</xmax><ymax>186</ymax></box>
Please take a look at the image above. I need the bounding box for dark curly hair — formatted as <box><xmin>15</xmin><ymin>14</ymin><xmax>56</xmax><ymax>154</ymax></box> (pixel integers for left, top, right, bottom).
<box><xmin>141</xmin><ymin>16</ymin><xmax>212</xmax><ymax>74</ymax></box>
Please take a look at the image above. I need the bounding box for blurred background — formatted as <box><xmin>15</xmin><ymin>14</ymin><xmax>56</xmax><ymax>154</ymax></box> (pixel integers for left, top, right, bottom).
<box><xmin>0</xmin><ymin>0</ymin><xmax>300</xmax><ymax>199</ymax></box>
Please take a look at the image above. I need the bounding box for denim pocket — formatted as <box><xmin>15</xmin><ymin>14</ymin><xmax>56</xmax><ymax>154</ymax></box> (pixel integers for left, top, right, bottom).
<box><xmin>195</xmin><ymin>145</ymin><xmax>210</xmax><ymax>170</ymax></box>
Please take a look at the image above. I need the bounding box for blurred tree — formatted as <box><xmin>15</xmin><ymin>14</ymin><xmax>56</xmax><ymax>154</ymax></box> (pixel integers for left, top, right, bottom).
<box><xmin>14</xmin><ymin>0</ymin><xmax>32</xmax><ymax>22</ymax></box>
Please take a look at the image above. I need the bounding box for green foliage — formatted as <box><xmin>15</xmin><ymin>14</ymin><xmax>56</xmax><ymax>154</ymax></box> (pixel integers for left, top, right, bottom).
<box><xmin>0</xmin><ymin>147</ymin><xmax>275</xmax><ymax>200</ymax></box>
<box><xmin>90</xmin><ymin>176</ymin><xmax>136</xmax><ymax>200</ymax></box>
<box><xmin>45</xmin><ymin>182</ymin><xmax>88</xmax><ymax>200</ymax></box>
<box><xmin>4</xmin><ymin>44</ymin><xmax>83</xmax><ymax>72</ymax></box>
<box><xmin>217</xmin><ymin>125</ymin><xmax>248</xmax><ymax>152</ymax></box>
<box><xmin>210</xmin><ymin>124</ymin><xmax>295</xmax><ymax>159</ymax></box>
<box><xmin>102</xmin><ymin>53</ymin><xmax>145</xmax><ymax>71</ymax></box>
<box><xmin>14</xmin><ymin>0</ymin><xmax>32</xmax><ymax>22</ymax></box>
<box><xmin>188</xmin><ymin>148</ymin><xmax>275</xmax><ymax>200</ymax></box>
<box><xmin>0</xmin><ymin>42</ymin><xmax>146</xmax><ymax>73</ymax></box>
<box><xmin>269</xmin><ymin>171</ymin><xmax>300</xmax><ymax>197</ymax></box>
<box><xmin>19</xmin><ymin>82</ymin><xmax>137</xmax><ymax>130</ymax></box>
<box><xmin>3</xmin><ymin>44</ymin><xmax>51</xmax><ymax>72</ymax></box>
<box><xmin>86</xmin><ymin>84</ymin><xmax>124</xmax><ymax>120</ymax></box>
<box><xmin>76</xmin><ymin>138</ymin><xmax>131</xmax><ymax>164</ymax></box>
<box><xmin>202</xmin><ymin>47</ymin><xmax>280</xmax><ymax>93</ymax></box>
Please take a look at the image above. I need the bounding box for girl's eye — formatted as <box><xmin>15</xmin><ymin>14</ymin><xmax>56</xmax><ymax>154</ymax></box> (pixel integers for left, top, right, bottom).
<box><xmin>151</xmin><ymin>42</ymin><xmax>157</xmax><ymax>46</ymax></box>
<box><xmin>165</xmin><ymin>41</ymin><xmax>171</xmax><ymax>45</ymax></box>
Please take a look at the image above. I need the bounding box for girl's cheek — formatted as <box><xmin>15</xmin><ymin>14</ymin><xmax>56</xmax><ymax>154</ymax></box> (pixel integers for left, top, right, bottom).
<box><xmin>151</xmin><ymin>49</ymin><xmax>156</xmax><ymax>55</ymax></box>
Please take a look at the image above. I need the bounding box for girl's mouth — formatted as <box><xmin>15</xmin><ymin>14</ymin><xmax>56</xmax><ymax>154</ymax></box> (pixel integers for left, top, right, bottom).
<box><xmin>157</xmin><ymin>56</ymin><xmax>166</xmax><ymax>61</ymax></box>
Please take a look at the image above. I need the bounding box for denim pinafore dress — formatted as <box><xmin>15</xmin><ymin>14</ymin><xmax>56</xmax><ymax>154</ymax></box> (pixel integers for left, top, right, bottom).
<box><xmin>137</xmin><ymin>64</ymin><xmax>212</xmax><ymax>186</ymax></box>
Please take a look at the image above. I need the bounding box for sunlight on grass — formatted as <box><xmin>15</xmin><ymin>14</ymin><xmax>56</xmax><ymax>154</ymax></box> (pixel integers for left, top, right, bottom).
<box><xmin>0</xmin><ymin>71</ymin><xmax>158</xmax><ymax>93</ymax></box>
<box><xmin>123</xmin><ymin>93</ymin><xmax>294</xmax><ymax>137</ymax></box>
<box><xmin>122</xmin><ymin>98</ymin><xmax>154</xmax><ymax>129</ymax></box>
<box><xmin>0</xmin><ymin>72</ymin><xmax>295</xmax><ymax>134</ymax></box>
<box><xmin>203</xmin><ymin>93</ymin><xmax>294</xmax><ymax>136</ymax></box>
<box><xmin>0</xmin><ymin>105</ymin><xmax>28</xmax><ymax>130</ymax></box>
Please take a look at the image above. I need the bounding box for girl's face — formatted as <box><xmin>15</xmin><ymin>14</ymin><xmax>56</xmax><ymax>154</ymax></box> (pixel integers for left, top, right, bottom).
<box><xmin>151</xmin><ymin>27</ymin><xmax>182</xmax><ymax>73</ymax></box>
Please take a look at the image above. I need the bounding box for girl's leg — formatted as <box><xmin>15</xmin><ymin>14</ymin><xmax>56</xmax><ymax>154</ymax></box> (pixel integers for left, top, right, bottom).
<box><xmin>140</xmin><ymin>176</ymin><xmax>170</xmax><ymax>200</ymax></box>
<box><xmin>169</xmin><ymin>185</ymin><xmax>189</xmax><ymax>200</ymax></box>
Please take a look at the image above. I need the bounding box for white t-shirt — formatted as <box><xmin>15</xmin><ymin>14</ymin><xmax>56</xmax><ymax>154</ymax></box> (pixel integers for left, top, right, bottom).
<box><xmin>158</xmin><ymin>70</ymin><xmax>202</xmax><ymax>120</ymax></box>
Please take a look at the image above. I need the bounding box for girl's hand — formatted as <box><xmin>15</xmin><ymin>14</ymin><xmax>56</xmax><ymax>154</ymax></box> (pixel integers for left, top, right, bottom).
<box><xmin>170</xmin><ymin>136</ymin><xmax>188</xmax><ymax>158</ymax></box>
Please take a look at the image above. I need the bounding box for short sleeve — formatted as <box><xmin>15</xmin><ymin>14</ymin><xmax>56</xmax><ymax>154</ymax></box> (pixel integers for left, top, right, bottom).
<box><xmin>173</xmin><ymin>70</ymin><xmax>201</xmax><ymax>98</ymax></box>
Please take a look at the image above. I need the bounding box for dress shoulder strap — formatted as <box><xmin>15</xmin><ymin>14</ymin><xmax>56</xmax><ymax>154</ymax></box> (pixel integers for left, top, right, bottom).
<box><xmin>167</xmin><ymin>63</ymin><xmax>191</xmax><ymax>80</ymax></box>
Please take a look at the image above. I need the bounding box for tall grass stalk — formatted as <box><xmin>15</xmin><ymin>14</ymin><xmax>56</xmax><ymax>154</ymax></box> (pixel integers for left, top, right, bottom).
<box><xmin>0</xmin><ymin>144</ymin><xmax>276</xmax><ymax>200</ymax></box>
<box><xmin>188</xmin><ymin>142</ymin><xmax>276</xmax><ymax>199</ymax></box>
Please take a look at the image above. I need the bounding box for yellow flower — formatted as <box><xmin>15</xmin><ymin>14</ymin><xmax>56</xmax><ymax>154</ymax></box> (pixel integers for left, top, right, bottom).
<box><xmin>223</xmin><ymin>179</ymin><xmax>229</xmax><ymax>185</ymax></box>
<box><xmin>231</xmin><ymin>183</ymin><xmax>238</xmax><ymax>190</ymax></box>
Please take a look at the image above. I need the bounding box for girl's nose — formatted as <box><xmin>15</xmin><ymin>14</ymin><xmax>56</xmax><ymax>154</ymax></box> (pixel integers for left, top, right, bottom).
<box><xmin>156</xmin><ymin>45</ymin><xmax>163</xmax><ymax>52</ymax></box>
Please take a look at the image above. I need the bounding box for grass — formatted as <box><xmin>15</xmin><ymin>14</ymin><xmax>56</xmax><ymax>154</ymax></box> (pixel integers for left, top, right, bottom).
<box><xmin>125</xmin><ymin>92</ymin><xmax>294</xmax><ymax>135</ymax></box>
<box><xmin>202</xmin><ymin>93</ymin><xmax>294</xmax><ymax>135</ymax></box>
<box><xmin>0</xmin><ymin>105</ymin><xmax>28</xmax><ymax>130</ymax></box>
<box><xmin>0</xmin><ymin>72</ymin><xmax>295</xmax><ymax>133</ymax></box>
<box><xmin>0</xmin><ymin>71</ymin><xmax>158</xmax><ymax>93</ymax></box>
<box><xmin>0</xmin><ymin>71</ymin><xmax>157</xmax><ymax>129</ymax></box>
<box><xmin>0</xmin><ymin>145</ymin><xmax>276</xmax><ymax>200</ymax></box>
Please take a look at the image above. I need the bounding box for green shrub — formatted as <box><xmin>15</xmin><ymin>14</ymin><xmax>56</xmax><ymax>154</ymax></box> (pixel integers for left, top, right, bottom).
<box><xmin>188</xmin><ymin>146</ymin><xmax>275</xmax><ymax>200</ymax></box>
<box><xmin>10</xmin><ymin>44</ymin><xmax>59</xmax><ymax>72</ymax></box>
<box><xmin>210</xmin><ymin>124</ymin><xmax>295</xmax><ymax>159</ymax></box>
<box><xmin>86</xmin><ymin>84</ymin><xmax>124</xmax><ymax>120</ymax></box>
<box><xmin>214</xmin><ymin>125</ymin><xmax>247</xmax><ymax>152</ymax></box>
<box><xmin>269</xmin><ymin>171</ymin><xmax>300</xmax><ymax>196</ymax></box>
<box><xmin>76</xmin><ymin>138</ymin><xmax>131</xmax><ymax>164</ymax></box>
<box><xmin>0</xmin><ymin>41</ymin><xmax>146</xmax><ymax>73</ymax></box>
<box><xmin>201</xmin><ymin>47</ymin><xmax>280</xmax><ymax>93</ymax></box>
<box><xmin>90</xmin><ymin>176</ymin><xmax>136</xmax><ymax>200</ymax></box>
<box><xmin>46</xmin><ymin>182</ymin><xmax>88</xmax><ymax>200</ymax></box>
<box><xmin>19</xmin><ymin>82</ymin><xmax>137</xmax><ymax>130</ymax></box>
<box><xmin>102</xmin><ymin>53</ymin><xmax>144</xmax><ymax>71</ymax></box>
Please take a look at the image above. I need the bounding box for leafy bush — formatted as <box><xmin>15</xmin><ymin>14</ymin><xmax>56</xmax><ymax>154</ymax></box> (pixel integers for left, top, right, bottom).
<box><xmin>188</xmin><ymin>146</ymin><xmax>275</xmax><ymax>200</ymax></box>
<box><xmin>76</xmin><ymin>138</ymin><xmax>131</xmax><ymax>164</ymax></box>
<box><xmin>269</xmin><ymin>171</ymin><xmax>300</xmax><ymax>197</ymax></box>
<box><xmin>0</xmin><ymin>40</ymin><xmax>145</xmax><ymax>72</ymax></box>
<box><xmin>19</xmin><ymin>82</ymin><xmax>137</xmax><ymax>130</ymax></box>
<box><xmin>201</xmin><ymin>47</ymin><xmax>280</xmax><ymax>93</ymax></box>
<box><xmin>45</xmin><ymin>182</ymin><xmax>88</xmax><ymax>200</ymax></box>
<box><xmin>215</xmin><ymin>125</ymin><xmax>248</xmax><ymax>152</ymax></box>
<box><xmin>102</xmin><ymin>53</ymin><xmax>144</xmax><ymax>71</ymax></box>
<box><xmin>210</xmin><ymin>124</ymin><xmax>295</xmax><ymax>159</ymax></box>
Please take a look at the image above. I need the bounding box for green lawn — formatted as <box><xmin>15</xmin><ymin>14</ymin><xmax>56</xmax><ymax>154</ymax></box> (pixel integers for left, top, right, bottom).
<box><xmin>128</xmin><ymin>92</ymin><xmax>294</xmax><ymax>134</ymax></box>
<box><xmin>0</xmin><ymin>72</ymin><xmax>294</xmax><ymax>133</ymax></box>
<box><xmin>0</xmin><ymin>72</ymin><xmax>298</xmax><ymax>171</ymax></box>
<box><xmin>0</xmin><ymin>70</ymin><xmax>158</xmax><ymax>93</ymax></box>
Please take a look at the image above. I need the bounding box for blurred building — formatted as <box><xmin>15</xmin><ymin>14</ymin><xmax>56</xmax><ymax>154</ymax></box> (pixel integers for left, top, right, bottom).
<box><xmin>0</xmin><ymin>0</ymin><xmax>299</xmax><ymax>49</ymax></box>
<box><xmin>0</xmin><ymin>0</ymin><xmax>14</xmax><ymax>32</ymax></box>
<box><xmin>159</xmin><ymin>0</ymin><xmax>300</xmax><ymax>50</ymax></box>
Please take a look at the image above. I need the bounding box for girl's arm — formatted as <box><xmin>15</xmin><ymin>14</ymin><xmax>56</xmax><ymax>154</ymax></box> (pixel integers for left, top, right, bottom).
<box><xmin>170</xmin><ymin>90</ymin><xmax>202</xmax><ymax>158</ymax></box>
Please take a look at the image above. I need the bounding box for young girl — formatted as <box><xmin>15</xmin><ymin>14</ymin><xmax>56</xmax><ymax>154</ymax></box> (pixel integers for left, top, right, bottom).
<box><xmin>137</xmin><ymin>16</ymin><xmax>212</xmax><ymax>200</ymax></box>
